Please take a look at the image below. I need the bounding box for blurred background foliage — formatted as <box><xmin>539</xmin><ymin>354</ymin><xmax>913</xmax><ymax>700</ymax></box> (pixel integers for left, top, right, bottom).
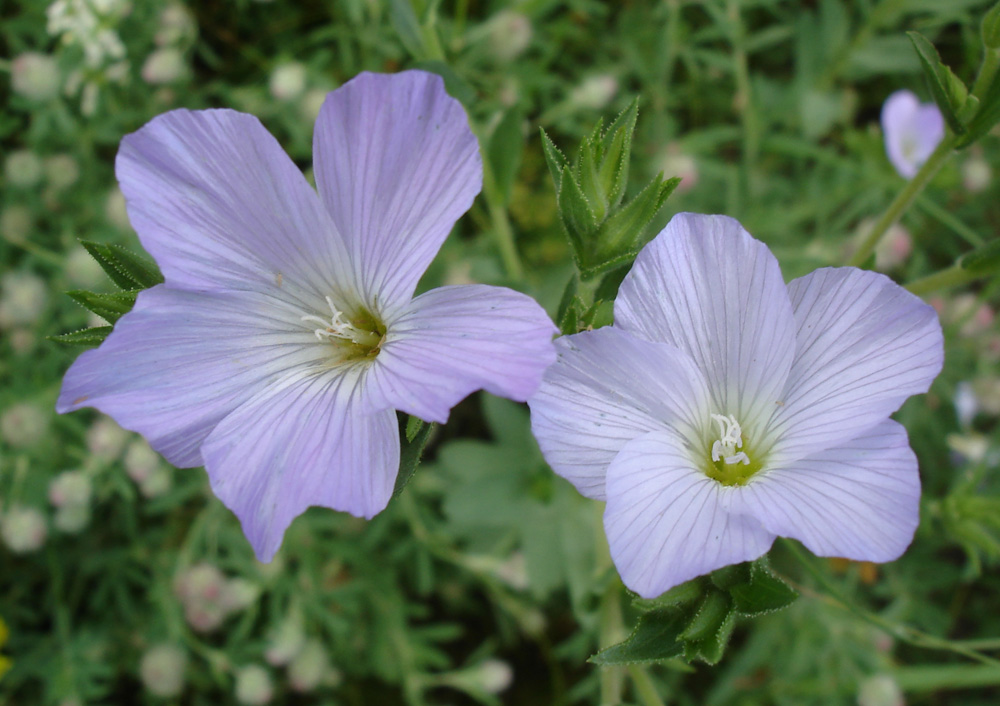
<box><xmin>1</xmin><ymin>0</ymin><xmax>1000</xmax><ymax>704</ymax></box>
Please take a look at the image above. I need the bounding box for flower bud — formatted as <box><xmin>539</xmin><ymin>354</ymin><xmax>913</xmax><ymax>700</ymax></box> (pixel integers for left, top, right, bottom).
<box><xmin>287</xmin><ymin>639</ymin><xmax>332</xmax><ymax>692</ymax></box>
<box><xmin>235</xmin><ymin>664</ymin><xmax>273</xmax><ymax>705</ymax></box>
<box><xmin>0</xmin><ymin>402</ymin><xmax>49</xmax><ymax>448</ymax></box>
<box><xmin>54</xmin><ymin>504</ymin><xmax>91</xmax><ymax>534</ymax></box>
<box><xmin>220</xmin><ymin>578</ymin><xmax>260</xmax><ymax>613</ymax></box>
<box><xmin>0</xmin><ymin>271</ymin><xmax>48</xmax><ymax>328</ymax></box>
<box><xmin>264</xmin><ymin>614</ymin><xmax>305</xmax><ymax>666</ymax></box>
<box><xmin>11</xmin><ymin>52</ymin><xmax>61</xmax><ymax>102</ymax></box>
<box><xmin>142</xmin><ymin>48</ymin><xmax>187</xmax><ymax>85</ymax></box>
<box><xmin>1</xmin><ymin>506</ymin><xmax>48</xmax><ymax>554</ymax></box>
<box><xmin>962</xmin><ymin>154</ymin><xmax>992</xmax><ymax>193</ymax></box>
<box><xmin>857</xmin><ymin>674</ymin><xmax>904</xmax><ymax>706</ymax></box>
<box><xmin>48</xmin><ymin>471</ymin><xmax>92</xmax><ymax>509</ymax></box>
<box><xmin>655</xmin><ymin>144</ymin><xmax>699</xmax><ymax>195</ymax></box>
<box><xmin>488</xmin><ymin>11</ymin><xmax>532</xmax><ymax>62</ymax></box>
<box><xmin>4</xmin><ymin>151</ymin><xmax>43</xmax><ymax>188</ymax></box>
<box><xmin>139</xmin><ymin>644</ymin><xmax>188</xmax><ymax>698</ymax></box>
<box><xmin>124</xmin><ymin>438</ymin><xmax>160</xmax><ymax>483</ymax></box>
<box><xmin>269</xmin><ymin>62</ymin><xmax>306</xmax><ymax>101</ymax></box>
<box><xmin>44</xmin><ymin>154</ymin><xmax>80</xmax><ymax>191</ymax></box>
<box><xmin>569</xmin><ymin>74</ymin><xmax>618</xmax><ymax>110</ymax></box>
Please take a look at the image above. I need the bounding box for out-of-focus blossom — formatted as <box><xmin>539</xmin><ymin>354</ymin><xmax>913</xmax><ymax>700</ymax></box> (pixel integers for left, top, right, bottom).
<box><xmin>955</xmin><ymin>381</ymin><xmax>978</xmax><ymax>427</ymax></box>
<box><xmin>155</xmin><ymin>3</ymin><xmax>196</xmax><ymax>47</ymax></box>
<box><xmin>0</xmin><ymin>506</ymin><xmax>48</xmax><ymax>554</ymax></box>
<box><xmin>269</xmin><ymin>62</ymin><xmax>306</xmax><ymax>101</ymax></box>
<box><xmin>4</xmin><ymin>151</ymin><xmax>43</xmax><ymax>188</ymax></box>
<box><xmin>264</xmin><ymin>614</ymin><xmax>305</xmax><ymax>666</ymax></box>
<box><xmin>881</xmin><ymin>90</ymin><xmax>944</xmax><ymax>179</ymax></box>
<box><xmin>11</xmin><ymin>52</ymin><xmax>61</xmax><ymax>102</ymax></box>
<box><xmin>65</xmin><ymin>246</ymin><xmax>107</xmax><ymax>288</ymax></box>
<box><xmin>287</xmin><ymin>639</ymin><xmax>334</xmax><ymax>692</ymax></box>
<box><xmin>569</xmin><ymin>74</ymin><xmax>618</xmax><ymax>110</ymax></box>
<box><xmin>142</xmin><ymin>48</ymin><xmax>188</xmax><ymax>85</ymax></box>
<box><xmin>235</xmin><ymin>665</ymin><xmax>273</xmax><ymax>706</ymax></box>
<box><xmin>140</xmin><ymin>644</ymin><xmax>187</xmax><ymax>698</ymax></box>
<box><xmin>49</xmin><ymin>471</ymin><xmax>92</xmax><ymax>534</ymax></box>
<box><xmin>655</xmin><ymin>143</ymin><xmax>699</xmax><ymax>195</ymax></box>
<box><xmin>1</xmin><ymin>206</ymin><xmax>33</xmax><ymax>243</ymax></box>
<box><xmin>0</xmin><ymin>271</ymin><xmax>48</xmax><ymax>328</ymax></box>
<box><xmin>852</xmin><ymin>219</ymin><xmax>912</xmax><ymax>272</ymax></box>
<box><xmin>0</xmin><ymin>403</ymin><xmax>49</xmax><ymax>449</ymax></box>
<box><xmin>488</xmin><ymin>10</ymin><xmax>532</xmax><ymax>62</ymax></box>
<box><xmin>962</xmin><ymin>152</ymin><xmax>993</xmax><ymax>193</ymax></box>
<box><xmin>44</xmin><ymin>154</ymin><xmax>80</xmax><ymax>191</ymax></box>
<box><xmin>530</xmin><ymin>213</ymin><xmax>943</xmax><ymax>597</ymax></box>
<box><xmin>857</xmin><ymin>674</ymin><xmax>904</xmax><ymax>706</ymax></box>
<box><xmin>104</xmin><ymin>187</ymin><xmax>130</xmax><ymax>229</ymax></box>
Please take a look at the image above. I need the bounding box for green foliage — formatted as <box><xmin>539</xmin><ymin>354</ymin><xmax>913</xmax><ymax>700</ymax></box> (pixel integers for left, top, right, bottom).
<box><xmin>908</xmin><ymin>31</ymin><xmax>971</xmax><ymax>133</ymax></box>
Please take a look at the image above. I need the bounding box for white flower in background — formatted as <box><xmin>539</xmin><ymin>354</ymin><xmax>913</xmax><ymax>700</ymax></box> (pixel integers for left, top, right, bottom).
<box><xmin>0</xmin><ymin>506</ymin><xmax>48</xmax><ymax>554</ymax></box>
<box><xmin>235</xmin><ymin>665</ymin><xmax>273</xmax><ymax>706</ymax></box>
<box><xmin>4</xmin><ymin>151</ymin><xmax>43</xmax><ymax>188</ymax></box>
<box><xmin>962</xmin><ymin>152</ymin><xmax>992</xmax><ymax>193</ymax></box>
<box><xmin>488</xmin><ymin>10</ymin><xmax>532</xmax><ymax>62</ymax></box>
<box><xmin>881</xmin><ymin>90</ymin><xmax>944</xmax><ymax>179</ymax></box>
<box><xmin>44</xmin><ymin>154</ymin><xmax>80</xmax><ymax>191</ymax></box>
<box><xmin>269</xmin><ymin>62</ymin><xmax>307</xmax><ymax>101</ymax></box>
<box><xmin>0</xmin><ymin>403</ymin><xmax>49</xmax><ymax>449</ymax></box>
<box><xmin>139</xmin><ymin>644</ymin><xmax>188</xmax><ymax>698</ymax></box>
<box><xmin>0</xmin><ymin>271</ymin><xmax>48</xmax><ymax>328</ymax></box>
<box><xmin>569</xmin><ymin>74</ymin><xmax>618</xmax><ymax>110</ymax></box>
<box><xmin>11</xmin><ymin>52</ymin><xmax>61</xmax><ymax>102</ymax></box>
<box><xmin>141</xmin><ymin>47</ymin><xmax>187</xmax><ymax>85</ymax></box>
<box><xmin>155</xmin><ymin>3</ymin><xmax>196</xmax><ymax>47</ymax></box>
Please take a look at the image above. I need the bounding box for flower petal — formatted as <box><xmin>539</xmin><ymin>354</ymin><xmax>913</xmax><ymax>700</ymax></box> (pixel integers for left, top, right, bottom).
<box><xmin>528</xmin><ymin>327</ymin><xmax>712</xmax><ymax>501</ymax></box>
<box><xmin>202</xmin><ymin>372</ymin><xmax>399</xmax><ymax>562</ymax></box>
<box><xmin>765</xmin><ymin>267</ymin><xmax>942</xmax><ymax>465</ymax></box>
<box><xmin>881</xmin><ymin>90</ymin><xmax>943</xmax><ymax>179</ymax></box>
<box><xmin>312</xmin><ymin>71</ymin><xmax>482</xmax><ymax>315</ymax></box>
<box><xmin>615</xmin><ymin>213</ymin><xmax>796</xmax><ymax>429</ymax></box>
<box><xmin>57</xmin><ymin>286</ymin><xmax>323</xmax><ymax>467</ymax></box>
<box><xmin>737</xmin><ymin>420</ymin><xmax>920</xmax><ymax>562</ymax></box>
<box><xmin>604</xmin><ymin>429</ymin><xmax>775</xmax><ymax>599</ymax></box>
<box><xmin>117</xmin><ymin>108</ymin><xmax>352</xmax><ymax>297</ymax></box>
<box><xmin>366</xmin><ymin>284</ymin><xmax>556</xmax><ymax>424</ymax></box>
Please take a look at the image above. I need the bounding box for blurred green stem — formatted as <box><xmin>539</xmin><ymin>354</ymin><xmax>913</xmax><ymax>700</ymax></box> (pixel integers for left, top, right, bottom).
<box><xmin>906</xmin><ymin>263</ymin><xmax>986</xmax><ymax>296</ymax></box>
<box><xmin>727</xmin><ymin>0</ymin><xmax>758</xmax><ymax>201</ymax></box>
<box><xmin>893</xmin><ymin>664</ymin><xmax>1000</xmax><ymax>691</ymax></box>
<box><xmin>849</xmin><ymin>134</ymin><xmax>957</xmax><ymax>267</ymax></box>
<box><xmin>971</xmin><ymin>47</ymin><xmax>1000</xmax><ymax>101</ymax></box>
<box><xmin>480</xmin><ymin>146</ymin><xmax>525</xmax><ymax>281</ymax></box>
<box><xmin>782</xmin><ymin>539</ymin><xmax>1000</xmax><ymax>667</ymax></box>
<box><xmin>628</xmin><ymin>665</ymin><xmax>667</xmax><ymax>706</ymax></box>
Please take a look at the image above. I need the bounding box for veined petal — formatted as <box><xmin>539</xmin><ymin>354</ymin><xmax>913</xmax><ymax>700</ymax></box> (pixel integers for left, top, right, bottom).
<box><xmin>615</xmin><ymin>213</ymin><xmax>796</xmax><ymax>428</ymax></box>
<box><xmin>737</xmin><ymin>420</ymin><xmax>920</xmax><ymax>562</ymax></box>
<box><xmin>366</xmin><ymin>284</ymin><xmax>557</xmax><ymax>424</ymax></box>
<box><xmin>202</xmin><ymin>372</ymin><xmax>399</xmax><ymax>563</ymax></box>
<box><xmin>604</xmin><ymin>429</ymin><xmax>775</xmax><ymax>599</ymax></box>
<box><xmin>312</xmin><ymin>71</ymin><xmax>482</xmax><ymax>316</ymax></box>
<box><xmin>528</xmin><ymin>327</ymin><xmax>712</xmax><ymax>501</ymax></box>
<box><xmin>765</xmin><ymin>267</ymin><xmax>942</xmax><ymax>465</ymax></box>
<box><xmin>117</xmin><ymin>108</ymin><xmax>352</xmax><ymax>299</ymax></box>
<box><xmin>57</xmin><ymin>286</ymin><xmax>323</xmax><ymax>467</ymax></box>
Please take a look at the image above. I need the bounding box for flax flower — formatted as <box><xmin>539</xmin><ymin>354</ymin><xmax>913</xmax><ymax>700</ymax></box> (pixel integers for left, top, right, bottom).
<box><xmin>881</xmin><ymin>89</ymin><xmax>944</xmax><ymax>179</ymax></box>
<box><xmin>58</xmin><ymin>71</ymin><xmax>556</xmax><ymax>560</ymax></box>
<box><xmin>529</xmin><ymin>213</ymin><xmax>942</xmax><ymax>598</ymax></box>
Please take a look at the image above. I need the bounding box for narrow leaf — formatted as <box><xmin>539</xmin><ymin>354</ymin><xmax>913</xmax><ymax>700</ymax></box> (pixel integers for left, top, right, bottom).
<box><xmin>48</xmin><ymin>326</ymin><xmax>113</xmax><ymax>347</ymax></box>
<box><xmin>680</xmin><ymin>589</ymin><xmax>732</xmax><ymax>642</ymax></box>
<box><xmin>540</xmin><ymin>129</ymin><xmax>568</xmax><ymax>193</ymax></box>
<box><xmin>595</xmin><ymin>175</ymin><xmax>679</xmax><ymax>258</ymax></box>
<box><xmin>80</xmin><ymin>240</ymin><xmax>142</xmax><ymax>290</ymax></box>
<box><xmin>556</xmin><ymin>272</ymin><xmax>579</xmax><ymax>325</ymax></box>
<box><xmin>907</xmin><ymin>32</ymin><xmax>966</xmax><ymax>134</ymax></box>
<box><xmin>589</xmin><ymin>609</ymin><xmax>686</xmax><ymax>665</ymax></box>
<box><xmin>104</xmin><ymin>243</ymin><xmax>163</xmax><ymax>288</ymax></box>
<box><xmin>955</xmin><ymin>74</ymin><xmax>1000</xmax><ymax>148</ymax></box>
<box><xmin>729</xmin><ymin>562</ymin><xmax>798</xmax><ymax>616</ymax></box>
<box><xmin>394</xmin><ymin>418</ymin><xmax>435</xmax><ymax>496</ymax></box>
<box><xmin>66</xmin><ymin>290</ymin><xmax>139</xmax><ymax>323</ymax></box>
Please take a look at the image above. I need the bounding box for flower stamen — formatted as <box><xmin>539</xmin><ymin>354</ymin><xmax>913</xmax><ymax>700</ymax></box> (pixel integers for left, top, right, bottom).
<box><xmin>710</xmin><ymin>413</ymin><xmax>750</xmax><ymax>466</ymax></box>
<box><xmin>301</xmin><ymin>296</ymin><xmax>382</xmax><ymax>348</ymax></box>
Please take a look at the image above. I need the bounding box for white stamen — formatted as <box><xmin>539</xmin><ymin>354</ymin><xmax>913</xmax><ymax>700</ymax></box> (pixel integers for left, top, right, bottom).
<box><xmin>710</xmin><ymin>413</ymin><xmax>750</xmax><ymax>466</ymax></box>
<box><xmin>301</xmin><ymin>296</ymin><xmax>373</xmax><ymax>345</ymax></box>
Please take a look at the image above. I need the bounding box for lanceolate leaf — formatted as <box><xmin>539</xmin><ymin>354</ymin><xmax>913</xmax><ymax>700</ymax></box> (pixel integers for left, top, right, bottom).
<box><xmin>66</xmin><ymin>290</ymin><xmax>140</xmax><ymax>323</ymax></box>
<box><xmin>589</xmin><ymin>609</ymin><xmax>687</xmax><ymax>665</ymax></box>
<box><xmin>48</xmin><ymin>326</ymin><xmax>113</xmax><ymax>347</ymax></box>
<box><xmin>907</xmin><ymin>32</ymin><xmax>966</xmax><ymax>134</ymax></box>
<box><xmin>80</xmin><ymin>240</ymin><xmax>163</xmax><ymax>290</ymax></box>
<box><xmin>393</xmin><ymin>418</ymin><xmax>435</xmax><ymax>496</ymax></box>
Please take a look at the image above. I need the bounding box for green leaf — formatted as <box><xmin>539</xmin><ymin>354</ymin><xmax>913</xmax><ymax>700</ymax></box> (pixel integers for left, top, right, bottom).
<box><xmin>80</xmin><ymin>240</ymin><xmax>163</xmax><ymax>290</ymax></box>
<box><xmin>598</xmin><ymin>98</ymin><xmax>638</xmax><ymax>209</ymax></box>
<box><xmin>633</xmin><ymin>577</ymin><xmax>705</xmax><ymax>612</ymax></box>
<box><xmin>576</xmin><ymin>140</ymin><xmax>607</xmax><ymax>221</ymax></box>
<box><xmin>393</xmin><ymin>418</ymin><xmax>435</xmax><ymax>496</ymax></box>
<box><xmin>907</xmin><ymin>32</ymin><xmax>967</xmax><ymax>134</ymax></box>
<box><xmin>589</xmin><ymin>609</ymin><xmax>687</xmax><ymax>665</ymax></box>
<box><xmin>596</xmin><ymin>175</ymin><xmax>679</xmax><ymax>258</ymax></box>
<box><xmin>486</xmin><ymin>108</ymin><xmax>524</xmax><ymax>204</ymax></box>
<box><xmin>66</xmin><ymin>290</ymin><xmax>140</xmax><ymax>323</ymax></box>
<box><xmin>960</xmin><ymin>238</ymin><xmax>1000</xmax><ymax>275</ymax></box>
<box><xmin>48</xmin><ymin>326</ymin><xmax>113</xmax><ymax>347</ymax></box>
<box><xmin>556</xmin><ymin>272</ymin><xmax>579</xmax><ymax>325</ymax></box>
<box><xmin>955</xmin><ymin>74</ymin><xmax>1000</xmax><ymax>148</ymax></box>
<box><xmin>540</xmin><ymin>129</ymin><xmax>568</xmax><ymax>194</ymax></box>
<box><xmin>684</xmin><ymin>608</ymin><xmax>736</xmax><ymax>665</ymax></box>
<box><xmin>729</xmin><ymin>562</ymin><xmax>798</xmax><ymax>616</ymax></box>
<box><xmin>405</xmin><ymin>415</ymin><xmax>426</xmax><ymax>443</ymax></box>
<box><xmin>593</xmin><ymin>264</ymin><xmax>629</xmax><ymax>304</ymax></box>
<box><xmin>388</xmin><ymin>0</ymin><xmax>425</xmax><ymax>59</ymax></box>
<box><xmin>679</xmin><ymin>589</ymin><xmax>731</xmax><ymax>642</ymax></box>
<box><xmin>557</xmin><ymin>167</ymin><xmax>599</xmax><ymax>255</ymax></box>
<box><xmin>983</xmin><ymin>1</ymin><xmax>1000</xmax><ymax>50</ymax></box>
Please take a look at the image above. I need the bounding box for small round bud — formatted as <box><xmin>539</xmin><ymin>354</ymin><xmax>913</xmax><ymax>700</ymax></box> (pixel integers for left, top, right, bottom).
<box><xmin>142</xmin><ymin>48</ymin><xmax>187</xmax><ymax>85</ymax></box>
<box><xmin>54</xmin><ymin>504</ymin><xmax>91</xmax><ymax>534</ymax></box>
<box><xmin>139</xmin><ymin>466</ymin><xmax>172</xmax><ymax>498</ymax></box>
<box><xmin>569</xmin><ymin>74</ymin><xmax>618</xmax><ymax>110</ymax></box>
<box><xmin>235</xmin><ymin>664</ymin><xmax>273</xmax><ymax>705</ymax></box>
<box><xmin>11</xmin><ymin>53</ymin><xmax>61</xmax><ymax>102</ymax></box>
<box><xmin>287</xmin><ymin>639</ymin><xmax>332</xmax><ymax>693</ymax></box>
<box><xmin>1</xmin><ymin>206</ymin><xmax>33</xmax><ymax>243</ymax></box>
<box><xmin>124</xmin><ymin>438</ymin><xmax>160</xmax><ymax>483</ymax></box>
<box><xmin>962</xmin><ymin>154</ymin><xmax>992</xmax><ymax>193</ymax></box>
<box><xmin>4</xmin><ymin>151</ymin><xmax>43</xmax><ymax>188</ymax></box>
<box><xmin>655</xmin><ymin>144</ymin><xmax>699</xmax><ymax>195</ymax></box>
<box><xmin>488</xmin><ymin>11</ymin><xmax>532</xmax><ymax>62</ymax></box>
<box><xmin>140</xmin><ymin>644</ymin><xmax>188</xmax><ymax>698</ymax></box>
<box><xmin>857</xmin><ymin>674</ymin><xmax>904</xmax><ymax>706</ymax></box>
<box><xmin>1</xmin><ymin>506</ymin><xmax>48</xmax><ymax>554</ymax></box>
<box><xmin>44</xmin><ymin>154</ymin><xmax>80</xmax><ymax>191</ymax></box>
<box><xmin>48</xmin><ymin>471</ymin><xmax>92</xmax><ymax>509</ymax></box>
<box><xmin>474</xmin><ymin>659</ymin><xmax>513</xmax><ymax>695</ymax></box>
<box><xmin>0</xmin><ymin>271</ymin><xmax>48</xmax><ymax>328</ymax></box>
<box><xmin>269</xmin><ymin>62</ymin><xmax>306</xmax><ymax>101</ymax></box>
<box><xmin>0</xmin><ymin>402</ymin><xmax>49</xmax><ymax>448</ymax></box>
<box><xmin>220</xmin><ymin>578</ymin><xmax>260</xmax><ymax>613</ymax></box>
<box><xmin>264</xmin><ymin>615</ymin><xmax>305</xmax><ymax>666</ymax></box>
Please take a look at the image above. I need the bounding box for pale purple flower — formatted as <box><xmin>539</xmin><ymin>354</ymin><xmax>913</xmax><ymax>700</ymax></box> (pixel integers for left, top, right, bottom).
<box><xmin>881</xmin><ymin>90</ymin><xmax>945</xmax><ymax>179</ymax></box>
<box><xmin>528</xmin><ymin>213</ymin><xmax>943</xmax><ymax>598</ymax></box>
<box><xmin>58</xmin><ymin>71</ymin><xmax>556</xmax><ymax>561</ymax></box>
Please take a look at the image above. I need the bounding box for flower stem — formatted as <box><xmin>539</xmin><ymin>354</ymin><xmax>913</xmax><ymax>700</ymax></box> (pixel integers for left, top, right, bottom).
<box><xmin>906</xmin><ymin>263</ymin><xmax>985</xmax><ymax>296</ymax></box>
<box><xmin>971</xmin><ymin>47</ymin><xmax>1000</xmax><ymax>102</ymax></box>
<box><xmin>480</xmin><ymin>146</ymin><xmax>525</xmax><ymax>281</ymax></box>
<box><xmin>848</xmin><ymin>134</ymin><xmax>957</xmax><ymax>268</ymax></box>
<box><xmin>628</xmin><ymin>665</ymin><xmax>667</xmax><ymax>706</ymax></box>
<box><xmin>781</xmin><ymin>539</ymin><xmax>1000</xmax><ymax>667</ymax></box>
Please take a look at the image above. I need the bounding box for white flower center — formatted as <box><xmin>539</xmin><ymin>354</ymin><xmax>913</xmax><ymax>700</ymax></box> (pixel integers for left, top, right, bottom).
<box><xmin>301</xmin><ymin>296</ymin><xmax>381</xmax><ymax>348</ymax></box>
<box><xmin>710</xmin><ymin>413</ymin><xmax>750</xmax><ymax>466</ymax></box>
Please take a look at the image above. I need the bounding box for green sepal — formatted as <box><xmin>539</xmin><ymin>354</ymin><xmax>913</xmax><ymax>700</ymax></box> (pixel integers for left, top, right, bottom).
<box><xmin>594</xmin><ymin>264</ymin><xmax>630</xmax><ymax>303</ymax></box>
<box><xmin>579</xmin><ymin>248</ymin><xmax>640</xmax><ymax>282</ymax></box>
<box><xmin>595</xmin><ymin>175</ymin><xmax>680</xmax><ymax>259</ymax></box>
<box><xmin>683</xmin><ymin>607</ymin><xmax>736</xmax><ymax>665</ymax></box>
<box><xmin>405</xmin><ymin>415</ymin><xmax>426</xmax><ymax>443</ymax></box>
<box><xmin>540</xmin><ymin>128</ymin><xmax>569</xmax><ymax>194</ymax></box>
<box><xmin>960</xmin><ymin>238</ymin><xmax>1000</xmax><ymax>275</ymax></box>
<box><xmin>576</xmin><ymin>139</ymin><xmax>607</xmax><ymax>222</ymax></box>
<box><xmin>80</xmin><ymin>240</ymin><xmax>164</xmax><ymax>290</ymax></box>
<box><xmin>598</xmin><ymin>98</ymin><xmax>639</xmax><ymax>210</ymax></box>
<box><xmin>633</xmin><ymin>577</ymin><xmax>705</xmax><ymax>612</ymax></box>
<box><xmin>955</xmin><ymin>74</ymin><xmax>1000</xmax><ymax>148</ymax></box>
<box><xmin>557</xmin><ymin>166</ymin><xmax>598</xmax><ymax>256</ymax></box>
<box><xmin>66</xmin><ymin>289</ymin><xmax>140</xmax><ymax>323</ymax></box>
<box><xmin>579</xmin><ymin>299</ymin><xmax>613</xmax><ymax>330</ymax></box>
<box><xmin>908</xmin><ymin>32</ymin><xmax>968</xmax><ymax>134</ymax></box>
<box><xmin>729</xmin><ymin>561</ymin><xmax>798</xmax><ymax>616</ymax></box>
<box><xmin>679</xmin><ymin>589</ymin><xmax>732</xmax><ymax>642</ymax></box>
<box><xmin>589</xmin><ymin>608</ymin><xmax>687</xmax><ymax>665</ymax></box>
<box><xmin>48</xmin><ymin>326</ymin><xmax>114</xmax><ymax>347</ymax></box>
<box><xmin>983</xmin><ymin>1</ymin><xmax>1000</xmax><ymax>50</ymax></box>
<box><xmin>393</xmin><ymin>416</ymin><xmax>435</xmax><ymax>497</ymax></box>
